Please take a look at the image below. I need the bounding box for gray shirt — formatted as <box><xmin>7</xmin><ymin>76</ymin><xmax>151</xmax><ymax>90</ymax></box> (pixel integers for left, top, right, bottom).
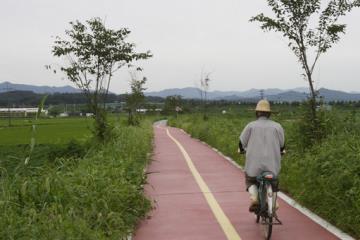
<box><xmin>240</xmin><ymin>117</ymin><xmax>285</xmax><ymax>177</ymax></box>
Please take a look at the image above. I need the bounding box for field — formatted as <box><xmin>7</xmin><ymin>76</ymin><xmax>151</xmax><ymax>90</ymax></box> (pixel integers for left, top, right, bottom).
<box><xmin>169</xmin><ymin>104</ymin><xmax>360</xmax><ymax>238</ymax></box>
<box><xmin>0</xmin><ymin>118</ymin><xmax>92</xmax><ymax>145</ymax></box>
<box><xmin>0</xmin><ymin>115</ymin><xmax>154</xmax><ymax>239</ymax></box>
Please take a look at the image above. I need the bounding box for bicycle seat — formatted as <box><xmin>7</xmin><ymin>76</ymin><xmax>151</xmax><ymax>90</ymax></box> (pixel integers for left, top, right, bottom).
<box><xmin>257</xmin><ymin>171</ymin><xmax>277</xmax><ymax>181</ymax></box>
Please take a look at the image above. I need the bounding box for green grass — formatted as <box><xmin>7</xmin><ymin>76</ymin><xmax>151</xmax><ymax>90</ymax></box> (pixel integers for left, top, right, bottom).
<box><xmin>0</xmin><ymin>117</ymin><xmax>92</xmax><ymax>145</ymax></box>
<box><xmin>0</xmin><ymin>117</ymin><xmax>93</xmax><ymax>175</ymax></box>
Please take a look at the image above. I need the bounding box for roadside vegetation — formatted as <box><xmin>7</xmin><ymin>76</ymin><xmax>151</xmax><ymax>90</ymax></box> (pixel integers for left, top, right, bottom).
<box><xmin>0</xmin><ymin>115</ymin><xmax>154</xmax><ymax>239</ymax></box>
<box><xmin>169</xmin><ymin>104</ymin><xmax>360</xmax><ymax>238</ymax></box>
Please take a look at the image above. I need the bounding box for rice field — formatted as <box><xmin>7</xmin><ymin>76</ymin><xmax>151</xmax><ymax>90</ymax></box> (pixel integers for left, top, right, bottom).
<box><xmin>0</xmin><ymin>117</ymin><xmax>93</xmax><ymax>145</ymax></box>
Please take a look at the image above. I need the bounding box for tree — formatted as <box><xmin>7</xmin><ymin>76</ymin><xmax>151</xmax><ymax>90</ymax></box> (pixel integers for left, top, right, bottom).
<box><xmin>50</xmin><ymin>17</ymin><xmax>152</xmax><ymax>141</ymax></box>
<box><xmin>126</xmin><ymin>72</ymin><xmax>147</xmax><ymax>126</ymax></box>
<box><xmin>198</xmin><ymin>71</ymin><xmax>211</xmax><ymax>120</ymax></box>
<box><xmin>48</xmin><ymin>105</ymin><xmax>62</xmax><ymax>117</ymax></box>
<box><xmin>163</xmin><ymin>95</ymin><xmax>183</xmax><ymax>117</ymax></box>
<box><xmin>250</xmin><ymin>0</ymin><xmax>359</xmax><ymax>120</ymax></box>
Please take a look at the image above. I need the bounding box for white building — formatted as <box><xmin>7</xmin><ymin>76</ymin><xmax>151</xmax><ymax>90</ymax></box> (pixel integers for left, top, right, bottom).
<box><xmin>59</xmin><ymin>112</ymin><xmax>69</xmax><ymax>117</ymax></box>
<box><xmin>0</xmin><ymin>108</ymin><xmax>47</xmax><ymax>118</ymax></box>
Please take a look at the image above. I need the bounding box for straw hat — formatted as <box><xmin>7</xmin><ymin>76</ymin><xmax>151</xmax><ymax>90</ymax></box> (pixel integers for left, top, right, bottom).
<box><xmin>255</xmin><ymin>99</ymin><xmax>271</xmax><ymax>112</ymax></box>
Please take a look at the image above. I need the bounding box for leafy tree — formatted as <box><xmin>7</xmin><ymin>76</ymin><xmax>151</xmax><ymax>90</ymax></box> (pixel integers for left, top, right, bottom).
<box><xmin>50</xmin><ymin>17</ymin><xmax>152</xmax><ymax>141</ymax></box>
<box><xmin>163</xmin><ymin>95</ymin><xmax>183</xmax><ymax>117</ymax></box>
<box><xmin>48</xmin><ymin>105</ymin><xmax>62</xmax><ymax>117</ymax></box>
<box><xmin>126</xmin><ymin>72</ymin><xmax>147</xmax><ymax>126</ymax></box>
<box><xmin>250</xmin><ymin>0</ymin><xmax>359</xmax><ymax>141</ymax></box>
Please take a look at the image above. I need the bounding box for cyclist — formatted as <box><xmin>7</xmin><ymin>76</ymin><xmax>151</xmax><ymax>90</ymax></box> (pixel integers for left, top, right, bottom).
<box><xmin>238</xmin><ymin>99</ymin><xmax>285</xmax><ymax>212</ymax></box>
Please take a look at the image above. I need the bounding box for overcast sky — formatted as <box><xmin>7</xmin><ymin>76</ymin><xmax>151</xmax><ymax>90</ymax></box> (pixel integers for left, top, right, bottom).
<box><xmin>1</xmin><ymin>0</ymin><xmax>359</xmax><ymax>93</ymax></box>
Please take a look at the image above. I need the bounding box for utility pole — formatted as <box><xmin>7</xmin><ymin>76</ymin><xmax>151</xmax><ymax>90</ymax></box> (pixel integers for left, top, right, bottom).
<box><xmin>259</xmin><ymin>89</ymin><xmax>265</xmax><ymax>100</ymax></box>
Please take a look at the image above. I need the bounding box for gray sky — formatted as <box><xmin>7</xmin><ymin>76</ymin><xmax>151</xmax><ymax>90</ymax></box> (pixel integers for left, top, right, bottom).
<box><xmin>1</xmin><ymin>0</ymin><xmax>359</xmax><ymax>93</ymax></box>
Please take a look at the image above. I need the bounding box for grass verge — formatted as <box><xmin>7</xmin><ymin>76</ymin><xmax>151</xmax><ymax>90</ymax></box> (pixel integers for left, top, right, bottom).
<box><xmin>0</xmin><ymin>119</ymin><xmax>153</xmax><ymax>239</ymax></box>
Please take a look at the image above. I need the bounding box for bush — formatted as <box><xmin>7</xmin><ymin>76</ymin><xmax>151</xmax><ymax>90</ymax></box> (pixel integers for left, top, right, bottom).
<box><xmin>296</xmin><ymin>101</ymin><xmax>333</xmax><ymax>150</ymax></box>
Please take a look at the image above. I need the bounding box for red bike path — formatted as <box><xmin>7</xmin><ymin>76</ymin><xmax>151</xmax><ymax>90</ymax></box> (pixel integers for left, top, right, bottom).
<box><xmin>133</xmin><ymin>123</ymin><xmax>339</xmax><ymax>240</ymax></box>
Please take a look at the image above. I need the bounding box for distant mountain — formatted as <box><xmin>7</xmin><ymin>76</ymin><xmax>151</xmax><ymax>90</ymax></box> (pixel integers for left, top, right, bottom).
<box><xmin>244</xmin><ymin>88</ymin><xmax>360</xmax><ymax>102</ymax></box>
<box><xmin>0</xmin><ymin>90</ymin><xmax>164</xmax><ymax>107</ymax></box>
<box><xmin>2</xmin><ymin>82</ymin><xmax>359</xmax><ymax>102</ymax></box>
<box><xmin>146</xmin><ymin>87</ymin><xmax>360</xmax><ymax>102</ymax></box>
<box><xmin>238</xmin><ymin>88</ymin><xmax>285</xmax><ymax>98</ymax></box>
<box><xmin>266</xmin><ymin>91</ymin><xmax>309</xmax><ymax>102</ymax></box>
<box><xmin>291</xmin><ymin>87</ymin><xmax>309</xmax><ymax>93</ymax></box>
<box><xmin>144</xmin><ymin>87</ymin><xmax>202</xmax><ymax>99</ymax></box>
<box><xmin>318</xmin><ymin>88</ymin><xmax>360</xmax><ymax>102</ymax></box>
<box><xmin>145</xmin><ymin>87</ymin><xmax>310</xmax><ymax>100</ymax></box>
<box><xmin>0</xmin><ymin>81</ymin><xmax>80</xmax><ymax>94</ymax></box>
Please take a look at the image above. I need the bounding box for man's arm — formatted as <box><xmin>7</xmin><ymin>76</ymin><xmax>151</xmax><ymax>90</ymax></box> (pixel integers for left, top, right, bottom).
<box><xmin>280</xmin><ymin>145</ymin><xmax>286</xmax><ymax>151</ymax></box>
<box><xmin>280</xmin><ymin>144</ymin><xmax>286</xmax><ymax>155</ymax></box>
<box><xmin>238</xmin><ymin>140</ymin><xmax>245</xmax><ymax>153</ymax></box>
<box><xmin>238</xmin><ymin>124</ymin><xmax>251</xmax><ymax>153</ymax></box>
<box><xmin>277</xmin><ymin>125</ymin><xmax>285</xmax><ymax>154</ymax></box>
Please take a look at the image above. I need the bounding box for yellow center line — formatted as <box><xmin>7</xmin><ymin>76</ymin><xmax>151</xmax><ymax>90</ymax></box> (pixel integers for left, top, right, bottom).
<box><xmin>166</xmin><ymin>128</ymin><xmax>242</xmax><ymax>240</ymax></box>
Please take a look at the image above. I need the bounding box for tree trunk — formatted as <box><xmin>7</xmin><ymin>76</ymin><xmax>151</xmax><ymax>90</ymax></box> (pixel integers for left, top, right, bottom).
<box><xmin>300</xmin><ymin>43</ymin><xmax>317</xmax><ymax>124</ymax></box>
<box><xmin>306</xmin><ymin>72</ymin><xmax>317</xmax><ymax>121</ymax></box>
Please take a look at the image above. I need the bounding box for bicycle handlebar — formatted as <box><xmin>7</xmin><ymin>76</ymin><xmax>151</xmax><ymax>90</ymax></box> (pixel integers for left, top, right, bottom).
<box><xmin>238</xmin><ymin>148</ymin><xmax>286</xmax><ymax>155</ymax></box>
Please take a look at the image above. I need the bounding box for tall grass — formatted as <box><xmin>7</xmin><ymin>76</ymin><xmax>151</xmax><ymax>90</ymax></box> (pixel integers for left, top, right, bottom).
<box><xmin>169</xmin><ymin>111</ymin><xmax>360</xmax><ymax>238</ymax></box>
<box><xmin>0</xmin><ymin>120</ymin><xmax>153</xmax><ymax>239</ymax></box>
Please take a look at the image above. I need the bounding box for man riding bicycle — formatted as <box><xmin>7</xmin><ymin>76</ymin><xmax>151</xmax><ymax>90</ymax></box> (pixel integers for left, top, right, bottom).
<box><xmin>238</xmin><ymin>99</ymin><xmax>285</xmax><ymax>212</ymax></box>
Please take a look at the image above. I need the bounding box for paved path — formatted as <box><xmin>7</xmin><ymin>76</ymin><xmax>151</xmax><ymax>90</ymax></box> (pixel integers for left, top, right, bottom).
<box><xmin>133</xmin><ymin>123</ymin><xmax>339</xmax><ymax>240</ymax></box>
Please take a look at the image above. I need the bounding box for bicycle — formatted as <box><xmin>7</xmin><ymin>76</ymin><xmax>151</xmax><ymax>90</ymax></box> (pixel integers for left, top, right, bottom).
<box><xmin>254</xmin><ymin>171</ymin><xmax>282</xmax><ymax>240</ymax></box>
<box><xmin>238</xmin><ymin>148</ymin><xmax>284</xmax><ymax>239</ymax></box>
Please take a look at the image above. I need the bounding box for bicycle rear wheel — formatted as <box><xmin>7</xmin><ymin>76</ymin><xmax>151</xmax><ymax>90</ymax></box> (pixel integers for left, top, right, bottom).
<box><xmin>263</xmin><ymin>216</ymin><xmax>273</xmax><ymax>240</ymax></box>
<box><xmin>263</xmin><ymin>181</ymin><xmax>274</xmax><ymax>239</ymax></box>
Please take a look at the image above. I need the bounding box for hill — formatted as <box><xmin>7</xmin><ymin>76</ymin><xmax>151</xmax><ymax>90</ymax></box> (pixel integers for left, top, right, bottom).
<box><xmin>318</xmin><ymin>88</ymin><xmax>360</xmax><ymax>102</ymax></box>
<box><xmin>145</xmin><ymin>87</ymin><xmax>309</xmax><ymax>100</ymax></box>
<box><xmin>146</xmin><ymin>87</ymin><xmax>360</xmax><ymax>102</ymax></box>
<box><xmin>0</xmin><ymin>81</ymin><xmax>80</xmax><ymax>94</ymax></box>
<box><xmin>1</xmin><ymin>82</ymin><xmax>359</xmax><ymax>103</ymax></box>
<box><xmin>0</xmin><ymin>91</ymin><xmax>163</xmax><ymax>107</ymax></box>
